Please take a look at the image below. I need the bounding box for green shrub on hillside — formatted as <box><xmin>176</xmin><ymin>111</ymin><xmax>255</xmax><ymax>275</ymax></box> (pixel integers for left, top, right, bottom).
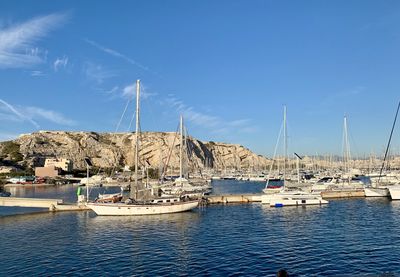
<box><xmin>1</xmin><ymin>141</ymin><xmax>23</xmax><ymax>162</ymax></box>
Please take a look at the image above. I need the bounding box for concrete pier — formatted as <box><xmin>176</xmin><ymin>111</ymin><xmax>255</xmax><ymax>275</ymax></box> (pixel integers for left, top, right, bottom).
<box><xmin>50</xmin><ymin>203</ymin><xmax>90</xmax><ymax>211</ymax></box>
<box><xmin>206</xmin><ymin>194</ymin><xmax>263</xmax><ymax>204</ymax></box>
<box><xmin>0</xmin><ymin>190</ymin><xmax>368</xmax><ymax>213</ymax></box>
<box><xmin>321</xmin><ymin>190</ymin><xmax>365</xmax><ymax>199</ymax></box>
<box><xmin>0</xmin><ymin>197</ymin><xmax>89</xmax><ymax>211</ymax></box>
<box><xmin>0</xmin><ymin>197</ymin><xmax>63</xmax><ymax>208</ymax></box>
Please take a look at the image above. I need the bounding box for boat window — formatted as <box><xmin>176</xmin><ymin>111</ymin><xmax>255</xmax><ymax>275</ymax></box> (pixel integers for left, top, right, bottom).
<box><xmin>166</xmin><ymin>200</ymin><xmax>170</xmax><ymax>203</ymax></box>
<box><xmin>301</xmin><ymin>200</ymin><xmax>306</xmax><ymax>204</ymax></box>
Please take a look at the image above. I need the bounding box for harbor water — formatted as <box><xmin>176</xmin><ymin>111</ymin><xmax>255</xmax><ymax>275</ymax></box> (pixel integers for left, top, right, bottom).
<box><xmin>1</xmin><ymin>180</ymin><xmax>400</xmax><ymax>276</ymax></box>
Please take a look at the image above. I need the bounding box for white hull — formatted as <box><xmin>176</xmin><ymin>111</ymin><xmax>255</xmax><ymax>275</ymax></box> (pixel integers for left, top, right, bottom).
<box><xmin>364</xmin><ymin>187</ymin><xmax>389</xmax><ymax>197</ymax></box>
<box><xmin>248</xmin><ymin>177</ymin><xmax>267</xmax><ymax>182</ymax></box>
<box><xmin>262</xmin><ymin>187</ymin><xmax>282</xmax><ymax>194</ymax></box>
<box><xmin>262</xmin><ymin>191</ymin><xmax>328</xmax><ymax>206</ymax></box>
<box><xmin>161</xmin><ymin>192</ymin><xmax>204</xmax><ymax>198</ymax></box>
<box><xmin>87</xmin><ymin>200</ymin><xmax>199</xmax><ymax>216</ymax></box>
<box><xmin>270</xmin><ymin>198</ymin><xmax>328</xmax><ymax>207</ymax></box>
<box><xmin>389</xmin><ymin>186</ymin><xmax>400</xmax><ymax>200</ymax></box>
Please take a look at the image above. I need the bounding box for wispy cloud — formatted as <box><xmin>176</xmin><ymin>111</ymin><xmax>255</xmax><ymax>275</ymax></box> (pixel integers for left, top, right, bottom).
<box><xmin>30</xmin><ymin>70</ymin><xmax>45</xmax><ymax>77</ymax></box>
<box><xmin>105</xmin><ymin>86</ymin><xmax>119</xmax><ymax>95</ymax></box>
<box><xmin>0</xmin><ymin>99</ymin><xmax>76</xmax><ymax>128</ymax></box>
<box><xmin>164</xmin><ymin>95</ymin><xmax>256</xmax><ymax>134</ymax></box>
<box><xmin>0</xmin><ymin>99</ymin><xmax>39</xmax><ymax>128</ymax></box>
<box><xmin>321</xmin><ymin>86</ymin><xmax>366</xmax><ymax>107</ymax></box>
<box><xmin>83</xmin><ymin>61</ymin><xmax>115</xmax><ymax>84</ymax></box>
<box><xmin>165</xmin><ymin>96</ymin><xmax>220</xmax><ymax>128</ymax></box>
<box><xmin>25</xmin><ymin>106</ymin><xmax>76</xmax><ymax>126</ymax></box>
<box><xmin>0</xmin><ymin>132</ymin><xmax>19</xmax><ymax>142</ymax></box>
<box><xmin>122</xmin><ymin>82</ymin><xmax>157</xmax><ymax>100</ymax></box>
<box><xmin>53</xmin><ymin>56</ymin><xmax>68</xmax><ymax>71</ymax></box>
<box><xmin>306</xmin><ymin>86</ymin><xmax>366</xmax><ymax>117</ymax></box>
<box><xmin>0</xmin><ymin>13</ymin><xmax>68</xmax><ymax>69</ymax></box>
<box><xmin>85</xmin><ymin>39</ymin><xmax>160</xmax><ymax>76</ymax></box>
<box><xmin>228</xmin><ymin>119</ymin><xmax>251</xmax><ymax>127</ymax></box>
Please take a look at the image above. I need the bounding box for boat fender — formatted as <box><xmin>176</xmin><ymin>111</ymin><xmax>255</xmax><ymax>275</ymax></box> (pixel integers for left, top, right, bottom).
<box><xmin>49</xmin><ymin>204</ymin><xmax>56</xmax><ymax>212</ymax></box>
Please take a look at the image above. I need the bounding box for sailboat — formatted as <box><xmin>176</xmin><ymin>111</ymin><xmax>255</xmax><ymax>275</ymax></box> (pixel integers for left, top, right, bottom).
<box><xmin>262</xmin><ymin>106</ymin><xmax>288</xmax><ymax>195</ymax></box>
<box><xmin>369</xmin><ymin>101</ymin><xmax>400</xmax><ymax>199</ymax></box>
<box><xmin>86</xmin><ymin>80</ymin><xmax>200</xmax><ymax>216</ymax></box>
<box><xmin>261</xmin><ymin>106</ymin><xmax>328</xmax><ymax>207</ymax></box>
<box><xmin>160</xmin><ymin>115</ymin><xmax>211</xmax><ymax>198</ymax></box>
<box><xmin>312</xmin><ymin>116</ymin><xmax>365</xmax><ymax>193</ymax></box>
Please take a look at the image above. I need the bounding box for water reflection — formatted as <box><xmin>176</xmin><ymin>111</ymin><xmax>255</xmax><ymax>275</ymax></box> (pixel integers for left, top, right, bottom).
<box><xmin>4</xmin><ymin>184</ymin><xmax>123</xmax><ymax>203</ymax></box>
<box><xmin>211</xmin><ymin>179</ymin><xmax>265</xmax><ymax>195</ymax></box>
<box><xmin>0</xmin><ymin>209</ymin><xmax>57</xmax><ymax>224</ymax></box>
<box><xmin>89</xmin><ymin>210</ymin><xmax>201</xmax><ymax>227</ymax></box>
<box><xmin>4</xmin><ymin>180</ymin><xmax>400</xmax><ymax>276</ymax></box>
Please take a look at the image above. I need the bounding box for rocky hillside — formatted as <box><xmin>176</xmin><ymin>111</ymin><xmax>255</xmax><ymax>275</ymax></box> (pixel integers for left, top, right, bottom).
<box><xmin>0</xmin><ymin>131</ymin><xmax>270</xmax><ymax>171</ymax></box>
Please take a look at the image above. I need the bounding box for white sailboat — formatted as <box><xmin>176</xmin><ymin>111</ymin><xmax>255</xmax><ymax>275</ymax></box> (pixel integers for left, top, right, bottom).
<box><xmin>382</xmin><ymin>101</ymin><xmax>400</xmax><ymax>199</ymax></box>
<box><xmin>86</xmin><ymin>80</ymin><xmax>200</xmax><ymax>216</ymax></box>
<box><xmin>261</xmin><ymin>106</ymin><xmax>328</xmax><ymax>207</ymax></box>
<box><xmin>159</xmin><ymin>115</ymin><xmax>211</xmax><ymax>197</ymax></box>
<box><xmin>312</xmin><ymin>116</ymin><xmax>365</xmax><ymax>193</ymax></box>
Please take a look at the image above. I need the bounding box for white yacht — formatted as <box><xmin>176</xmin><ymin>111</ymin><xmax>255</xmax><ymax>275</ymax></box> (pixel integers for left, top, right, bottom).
<box><xmin>366</xmin><ymin>102</ymin><xmax>400</xmax><ymax>198</ymax></box>
<box><xmin>268</xmin><ymin>191</ymin><xmax>329</xmax><ymax>207</ymax></box>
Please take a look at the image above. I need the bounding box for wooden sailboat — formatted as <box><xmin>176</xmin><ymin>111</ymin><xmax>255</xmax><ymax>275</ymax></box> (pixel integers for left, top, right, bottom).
<box><xmin>86</xmin><ymin>80</ymin><xmax>200</xmax><ymax>216</ymax></box>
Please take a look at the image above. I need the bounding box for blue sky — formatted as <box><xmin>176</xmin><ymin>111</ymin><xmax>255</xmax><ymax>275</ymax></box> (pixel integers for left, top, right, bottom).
<box><xmin>0</xmin><ymin>0</ymin><xmax>400</xmax><ymax>157</ymax></box>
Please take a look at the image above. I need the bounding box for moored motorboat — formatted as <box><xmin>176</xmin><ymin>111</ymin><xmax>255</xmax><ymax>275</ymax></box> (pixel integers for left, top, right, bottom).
<box><xmin>269</xmin><ymin>193</ymin><xmax>329</xmax><ymax>207</ymax></box>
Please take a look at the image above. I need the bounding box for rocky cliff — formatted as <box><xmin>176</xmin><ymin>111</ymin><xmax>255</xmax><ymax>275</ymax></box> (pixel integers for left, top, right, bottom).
<box><xmin>0</xmin><ymin>131</ymin><xmax>270</xmax><ymax>171</ymax></box>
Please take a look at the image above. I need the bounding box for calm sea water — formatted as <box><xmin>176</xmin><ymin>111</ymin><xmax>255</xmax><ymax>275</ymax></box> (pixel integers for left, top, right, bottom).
<box><xmin>1</xmin><ymin>180</ymin><xmax>400</xmax><ymax>276</ymax></box>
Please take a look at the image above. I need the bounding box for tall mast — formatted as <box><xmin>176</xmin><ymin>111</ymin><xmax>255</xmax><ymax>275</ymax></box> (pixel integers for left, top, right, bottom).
<box><xmin>283</xmin><ymin>105</ymin><xmax>287</xmax><ymax>184</ymax></box>
<box><xmin>134</xmin><ymin>80</ymin><xmax>140</xmax><ymax>196</ymax></box>
<box><xmin>86</xmin><ymin>162</ymin><xmax>89</xmax><ymax>202</ymax></box>
<box><xmin>378</xmin><ymin>101</ymin><xmax>400</xmax><ymax>183</ymax></box>
<box><xmin>343</xmin><ymin>115</ymin><xmax>351</xmax><ymax>181</ymax></box>
<box><xmin>179</xmin><ymin>115</ymin><xmax>183</xmax><ymax>179</ymax></box>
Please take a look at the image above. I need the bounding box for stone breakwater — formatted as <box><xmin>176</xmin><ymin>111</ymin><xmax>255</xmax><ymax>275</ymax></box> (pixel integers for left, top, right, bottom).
<box><xmin>0</xmin><ymin>131</ymin><xmax>270</xmax><ymax>171</ymax></box>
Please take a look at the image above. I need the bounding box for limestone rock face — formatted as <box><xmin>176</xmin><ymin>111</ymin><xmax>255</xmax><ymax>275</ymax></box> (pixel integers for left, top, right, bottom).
<box><xmin>4</xmin><ymin>131</ymin><xmax>271</xmax><ymax>171</ymax></box>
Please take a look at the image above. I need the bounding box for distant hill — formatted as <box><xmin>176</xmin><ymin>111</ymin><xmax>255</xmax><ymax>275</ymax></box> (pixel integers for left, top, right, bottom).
<box><xmin>0</xmin><ymin>131</ymin><xmax>271</xmax><ymax>172</ymax></box>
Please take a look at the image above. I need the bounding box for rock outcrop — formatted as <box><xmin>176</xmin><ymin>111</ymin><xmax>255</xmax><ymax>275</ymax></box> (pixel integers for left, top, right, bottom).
<box><xmin>0</xmin><ymin>131</ymin><xmax>270</xmax><ymax>171</ymax></box>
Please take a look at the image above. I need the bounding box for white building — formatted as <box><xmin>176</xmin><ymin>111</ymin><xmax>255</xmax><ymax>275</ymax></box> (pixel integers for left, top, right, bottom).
<box><xmin>44</xmin><ymin>158</ymin><xmax>73</xmax><ymax>172</ymax></box>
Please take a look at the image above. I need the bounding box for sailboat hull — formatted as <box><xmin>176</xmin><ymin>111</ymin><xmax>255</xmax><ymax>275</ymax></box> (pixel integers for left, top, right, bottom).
<box><xmin>389</xmin><ymin>186</ymin><xmax>400</xmax><ymax>200</ymax></box>
<box><xmin>270</xmin><ymin>197</ymin><xmax>328</xmax><ymax>207</ymax></box>
<box><xmin>364</xmin><ymin>187</ymin><xmax>389</xmax><ymax>197</ymax></box>
<box><xmin>86</xmin><ymin>200</ymin><xmax>199</xmax><ymax>216</ymax></box>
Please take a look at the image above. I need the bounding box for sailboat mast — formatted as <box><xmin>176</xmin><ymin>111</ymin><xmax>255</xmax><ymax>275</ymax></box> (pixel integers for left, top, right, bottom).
<box><xmin>283</xmin><ymin>105</ymin><xmax>287</xmax><ymax>184</ymax></box>
<box><xmin>134</xmin><ymin>79</ymin><xmax>140</xmax><ymax>195</ymax></box>
<box><xmin>180</xmin><ymin>115</ymin><xmax>183</xmax><ymax>179</ymax></box>
<box><xmin>378</xmin><ymin>101</ymin><xmax>400</xmax><ymax>183</ymax></box>
<box><xmin>343</xmin><ymin>115</ymin><xmax>351</xmax><ymax>178</ymax></box>
<box><xmin>297</xmin><ymin>155</ymin><xmax>300</xmax><ymax>184</ymax></box>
